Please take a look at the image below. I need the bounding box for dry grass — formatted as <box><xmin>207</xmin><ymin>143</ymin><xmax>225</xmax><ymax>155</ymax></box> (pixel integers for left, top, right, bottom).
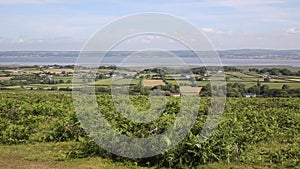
<box><xmin>45</xmin><ymin>69</ymin><xmax>74</xmax><ymax>74</ymax></box>
<box><xmin>0</xmin><ymin>155</ymin><xmax>66</xmax><ymax>169</ymax></box>
<box><xmin>0</xmin><ymin>77</ymin><xmax>12</xmax><ymax>81</ymax></box>
<box><xmin>143</xmin><ymin>80</ymin><xmax>166</xmax><ymax>87</ymax></box>
<box><xmin>0</xmin><ymin>142</ymin><xmax>149</xmax><ymax>169</ymax></box>
<box><xmin>180</xmin><ymin>86</ymin><xmax>202</xmax><ymax>96</ymax></box>
<box><xmin>289</xmin><ymin>79</ymin><xmax>300</xmax><ymax>82</ymax></box>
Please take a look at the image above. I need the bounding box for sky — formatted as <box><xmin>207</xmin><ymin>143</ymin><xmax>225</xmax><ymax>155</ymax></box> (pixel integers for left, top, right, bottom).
<box><xmin>0</xmin><ymin>0</ymin><xmax>300</xmax><ymax>50</ymax></box>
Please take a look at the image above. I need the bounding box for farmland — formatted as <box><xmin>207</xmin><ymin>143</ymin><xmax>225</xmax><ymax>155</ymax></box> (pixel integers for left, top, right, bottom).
<box><xmin>0</xmin><ymin>65</ymin><xmax>299</xmax><ymax>96</ymax></box>
<box><xmin>225</xmin><ymin>71</ymin><xmax>300</xmax><ymax>89</ymax></box>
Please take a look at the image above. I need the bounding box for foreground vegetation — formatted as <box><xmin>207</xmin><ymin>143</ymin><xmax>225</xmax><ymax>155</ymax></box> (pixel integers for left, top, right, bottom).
<box><xmin>0</xmin><ymin>92</ymin><xmax>299</xmax><ymax>168</ymax></box>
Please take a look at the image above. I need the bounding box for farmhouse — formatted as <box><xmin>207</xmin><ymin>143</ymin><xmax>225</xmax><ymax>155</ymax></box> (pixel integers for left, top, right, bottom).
<box><xmin>170</xmin><ymin>93</ymin><xmax>181</xmax><ymax>97</ymax></box>
<box><xmin>244</xmin><ymin>93</ymin><xmax>257</xmax><ymax>98</ymax></box>
<box><xmin>39</xmin><ymin>73</ymin><xmax>47</xmax><ymax>77</ymax></box>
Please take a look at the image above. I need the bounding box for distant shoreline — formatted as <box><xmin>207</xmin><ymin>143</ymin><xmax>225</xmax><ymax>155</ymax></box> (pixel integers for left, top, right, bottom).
<box><xmin>1</xmin><ymin>50</ymin><xmax>300</xmax><ymax>67</ymax></box>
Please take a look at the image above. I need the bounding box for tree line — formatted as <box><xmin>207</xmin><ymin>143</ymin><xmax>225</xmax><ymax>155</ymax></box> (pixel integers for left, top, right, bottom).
<box><xmin>201</xmin><ymin>82</ymin><xmax>300</xmax><ymax>97</ymax></box>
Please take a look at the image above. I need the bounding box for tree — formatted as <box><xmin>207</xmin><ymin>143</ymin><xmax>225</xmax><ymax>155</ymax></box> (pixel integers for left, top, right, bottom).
<box><xmin>282</xmin><ymin>84</ymin><xmax>290</xmax><ymax>90</ymax></box>
<box><xmin>260</xmin><ymin>85</ymin><xmax>270</xmax><ymax>95</ymax></box>
<box><xmin>264</xmin><ymin>78</ymin><xmax>270</xmax><ymax>82</ymax></box>
<box><xmin>257</xmin><ymin>79</ymin><xmax>261</xmax><ymax>87</ymax></box>
<box><xmin>50</xmin><ymin>86</ymin><xmax>58</xmax><ymax>90</ymax></box>
<box><xmin>248</xmin><ymin>86</ymin><xmax>259</xmax><ymax>94</ymax></box>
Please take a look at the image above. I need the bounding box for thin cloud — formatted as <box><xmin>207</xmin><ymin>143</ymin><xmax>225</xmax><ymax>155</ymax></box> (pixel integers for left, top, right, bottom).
<box><xmin>202</xmin><ymin>28</ymin><xmax>229</xmax><ymax>35</ymax></box>
<box><xmin>286</xmin><ymin>28</ymin><xmax>300</xmax><ymax>34</ymax></box>
<box><xmin>18</xmin><ymin>37</ymin><xmax>25</xmax><ymax>43</ymax></box>
<box><xmin>0</xmin><ymin>0</ymin><xmax>66</xmax><ymax>4</ymax></box>
<box><xmin>212</xmin><ymin>0</ymin><xmax>285</xmax><ymax>8</ymax></box>
<box><xmin>167</xmin><ymin>0</ymin><xmax>285</xmax><ymax>9</ymax></box>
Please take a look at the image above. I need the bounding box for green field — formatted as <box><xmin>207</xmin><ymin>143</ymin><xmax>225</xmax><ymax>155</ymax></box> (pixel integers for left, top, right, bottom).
<box><xmin>92</xmin><ymin>78</ymin><xmax>140</xmax><ymax>86</ymax></box>
<box><xmin>166</xmin><ymin>79</ymin><xmax>193</xmax><ymax>85</ymax></box>
<box><xmin>226</xmin><ymin>72</ymin><xmax>256</xmax><ymax>78</ymax></box>
<box><xmin>53</xmin><ymin>76</ymin><xmax>73</xmax><ymax>82</ymax></box>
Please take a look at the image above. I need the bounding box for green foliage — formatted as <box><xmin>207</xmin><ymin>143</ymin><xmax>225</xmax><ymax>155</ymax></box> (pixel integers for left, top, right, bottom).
<box><xmin>250</xmin><ymin>67</ymin><xmax>300</xmax><ymax>76</ymax></box>
<box><xmin>0</xmin><ymin>93</ymin><xmax>299</xmax><ymax>168</ymax></box>
<box><xmin>201</xmin><ymin>82</ymin><xmax>300</xmax><ymax>97</ymax></box>
<box><xmin>223</xmin><ymin>66</ymin><xmax>240</xmax><ymax>72</ymax></box>
<box><xmin>0</xmin><ymin>93</ymin><xmax>84</xmax><ymax>144</ymax></box>
<box><xmin>67</xmin><ymin>97</ymin><xmax>300</xmax><ymax>168</ymax></box>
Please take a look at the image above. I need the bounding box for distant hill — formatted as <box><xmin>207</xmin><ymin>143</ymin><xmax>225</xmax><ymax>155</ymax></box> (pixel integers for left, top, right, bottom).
<box><xmin>0</xmin><ymin>49</ymin><xmax>300</xmax><ymax>59</ymax></box>
<box><xmin>0</xmin><ymin>51</ymin><xmax>79</xmax><ymax>58</ymax></box>
<box><xmin>217</xmin><ymin>49</ymin><xmax>300</xmax><ymax>59</ymax></box>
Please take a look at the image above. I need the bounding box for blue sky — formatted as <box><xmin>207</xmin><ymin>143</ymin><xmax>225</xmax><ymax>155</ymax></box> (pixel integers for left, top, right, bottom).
<box><xmin>0</xmin><ymin>0</ymin><xmax>300</xmax><ymax>50</ymax></box>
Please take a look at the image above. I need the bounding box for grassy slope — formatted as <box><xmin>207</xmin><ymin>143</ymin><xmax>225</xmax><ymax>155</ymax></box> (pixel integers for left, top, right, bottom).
<box><xmin>0</xmin><ymin>142</ymin><xmax>151</xmax><ymax>169</ymax></box>
<box><xmin>1</xmin><ymin>137</ymin><xmax>298</xmax><ymax>169</ymax></box>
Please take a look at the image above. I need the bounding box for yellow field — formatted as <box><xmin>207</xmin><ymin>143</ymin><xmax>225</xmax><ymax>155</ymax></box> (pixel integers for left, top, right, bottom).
<box><xmin>45</xmin><ymin>69</ymin><xmax>74</xmax><ymax>74</ymax></box>
<box><xmin>142</xmin><ymin>80</ymin><xmax>166</xmax><ymax>87</ymax></box>
<box><xmin>180</xmin><ymin>86</ymin><xmax>202</xmax><ymax>96</ymax></box>
<box><xmin>290</xmin><ymin>79</ymin><xmax>300</xmax><ymax>82</ymax></box>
